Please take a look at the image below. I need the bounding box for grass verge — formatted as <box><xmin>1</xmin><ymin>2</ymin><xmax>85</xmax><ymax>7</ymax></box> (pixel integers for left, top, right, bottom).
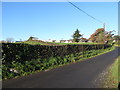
<box><xmin>114</xmin><ymin>44</ymin><xmax>120</xmax><ymax>47</ymax></box>
<box><xmin>102</xmin><ymin>56</ymin><xmax>119</xmax><ymax>88</ymax></box>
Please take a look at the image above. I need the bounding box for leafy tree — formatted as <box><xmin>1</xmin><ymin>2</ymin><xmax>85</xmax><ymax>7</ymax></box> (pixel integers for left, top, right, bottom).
<box><xmin>89</xmin><ymin>28</ymin><xmax>105</xmax><ymax>44</ymax></box>
<box><xmin>28</xmin><ymin>36</ymin><xmax>34</xmax><ymax>41</ymax></box>
<box><xmin>27</xmin><ymin>36</ymin><xmax>38</xmax><ymax>41</ymax></box>
<box><xmin>105</xmin><ymin>31</ymin><xmax>114</xmax><ymax>44</ymax></box>
<box><xmin>96</xmin><ymin>29</ymin><xmax>105</xmax><ymax>44</ymax></box>
<box><xmin>80</xmin><ymin>38</ymin><xmax>88</xmax><ymax>42</ymax></box>
<box><xmin>89</xmin><ymin>28</ymin><xmax>115</xmax><ymax>44</ymax></box>
<box><xmin>72</xmin><ymin>29</ymin><xmax>82</xmax><ymax>43</ymax></box>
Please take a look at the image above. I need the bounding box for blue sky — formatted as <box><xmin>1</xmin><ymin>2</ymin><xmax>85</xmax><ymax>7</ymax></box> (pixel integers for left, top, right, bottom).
<box><xmin>2</xmin><ymin>2</ymin><xmax>118</xmax><ymax>41</ymax></box>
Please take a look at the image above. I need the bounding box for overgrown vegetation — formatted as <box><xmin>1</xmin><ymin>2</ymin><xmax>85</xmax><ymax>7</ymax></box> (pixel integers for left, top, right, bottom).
<box><xmin>2</xmin><ymin>43</ymin><xmax>113</xmax><ymax>80</ymax></box>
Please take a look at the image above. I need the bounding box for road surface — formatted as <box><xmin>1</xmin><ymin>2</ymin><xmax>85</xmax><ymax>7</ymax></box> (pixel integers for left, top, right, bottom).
<box><xmin>3</xmin><ymin>47</ymin><xmax>120</xmax><ymax>88</ymax></box>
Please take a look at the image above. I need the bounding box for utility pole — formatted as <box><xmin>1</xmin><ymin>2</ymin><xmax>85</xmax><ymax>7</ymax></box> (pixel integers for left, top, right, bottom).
<box><xmin>103</xmin><ymin>23</ymin><xmax>106</xmax><ymax>44</ymax></box>
<box><xmin>103</xmin><ymin>23</ymin><xmax>105</xmax><ymax>31</ymax></box>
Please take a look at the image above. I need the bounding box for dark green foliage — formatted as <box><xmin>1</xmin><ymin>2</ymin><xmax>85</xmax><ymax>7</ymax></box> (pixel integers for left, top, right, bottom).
<box><xmin>2</xmin><ymin>43</ymin><xmax>111</xmax><ymax>64</ymax></box>
<box><xmin>2</xmin><ymin>43</ymin><xmax>112</xmax><ymax>80</ymax></box>
<box><xmin>72</xmin><ymin>29</ymin><xmax>82</xmax><ymax>43</ymax></box>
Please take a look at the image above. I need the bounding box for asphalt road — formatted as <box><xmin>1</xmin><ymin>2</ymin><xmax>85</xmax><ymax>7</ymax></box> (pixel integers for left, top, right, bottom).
<box><xmin>3</xmin><ymin>47</ymin><xmax>120</xmax><ymax>88</ymax></box>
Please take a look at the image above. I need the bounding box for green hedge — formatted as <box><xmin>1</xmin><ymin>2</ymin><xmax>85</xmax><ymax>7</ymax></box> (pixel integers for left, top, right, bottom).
<box><xmin>2</xmin><ymin>43</ymin><xmax>112</xmax><ymax>80</ymax></box>
<box><xmin>2</xmin><ymin>43</ymin><xmax>111</xmax><ymax>64</ymax></box>
<box><xmin>2</xmin><ymin>47</ymin><xmax>113</xmax><ymax>80</ymax></box>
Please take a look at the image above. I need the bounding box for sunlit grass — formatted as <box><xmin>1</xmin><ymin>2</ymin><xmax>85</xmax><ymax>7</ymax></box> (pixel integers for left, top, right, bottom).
<box><xmin>15</xmin><ymin>41</ymin><xmax>99</xmax><ymax>45</ymax></box>
<box><xmin>15</xmin><ymin>41</ymin><xmax>47</xmax><ymax>45</ymax></box>
<box><xmin>47</xmin><ymin>42</ymin><xmax>98</xmax><ymax>45</ymax></box>
<box><xmin>114</xmin><ymin>44</ymin><xmax>120</xmax><ymax>47</ymax></box>
<box><xmin>103</xmin><ymin>56</ymin><xmax>119</xmax><ymax>88</ymax></box>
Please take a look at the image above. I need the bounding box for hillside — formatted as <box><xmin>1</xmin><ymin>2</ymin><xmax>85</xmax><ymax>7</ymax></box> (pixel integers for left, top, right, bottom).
<box><xmin>15</xmin><ymin>40</ymin><xmax>98</xmax><ymax>46</ymax></box>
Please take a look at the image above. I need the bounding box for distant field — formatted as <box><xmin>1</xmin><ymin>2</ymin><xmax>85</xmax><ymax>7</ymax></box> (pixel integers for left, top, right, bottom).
<box><xmin>15</xmin><ymin>40</ymin><xmax>99</xmax><ymax>45</ymax></box>
<box><xmin>15</xmin><ymin>41</ymin><xmax>48</xmax><ymax>45</ymax></box>
<box><xmin>48</xmin><ymin>42</ymin><xmax>98</xmax><ymax>45</ymax></box>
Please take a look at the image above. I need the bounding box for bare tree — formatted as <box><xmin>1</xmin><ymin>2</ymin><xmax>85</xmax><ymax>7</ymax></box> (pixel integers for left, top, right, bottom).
<box><xmin>6</xmin><ymin>38</ymin><xmax>14</xmax><ymax>43</ymax></box>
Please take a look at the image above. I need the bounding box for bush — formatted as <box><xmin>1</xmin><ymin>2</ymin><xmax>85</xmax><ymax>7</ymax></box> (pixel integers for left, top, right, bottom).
<box><xmin>2</xmin><ymin>43</ymin><xmax>112</xmax><ymax>80</ymax></box>
<box><xmin>2</xmin><ymin>43</ymin><xmax>111</xmax><ymax>64</ymax></box>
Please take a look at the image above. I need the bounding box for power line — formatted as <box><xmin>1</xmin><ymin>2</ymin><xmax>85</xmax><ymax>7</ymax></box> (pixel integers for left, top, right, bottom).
<box><xmin>67</xmin><ymin>0</ymin><xmax>104</xmax><ymax>24</ymax></box>
<box><xmin>67</xmin><ymin>0</ymin><xmax>114</xmax><ymax>32</ymax></box>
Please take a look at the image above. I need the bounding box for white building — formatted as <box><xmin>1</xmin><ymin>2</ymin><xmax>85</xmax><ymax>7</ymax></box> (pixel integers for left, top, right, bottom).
<box><xmin>45</xmin><ymin>39</ymin><xmax>53</xmax><ymax>42</ymax></box>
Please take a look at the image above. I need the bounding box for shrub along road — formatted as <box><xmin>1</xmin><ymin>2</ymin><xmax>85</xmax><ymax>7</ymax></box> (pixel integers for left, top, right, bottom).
<box><xmin>3</xmin><ymin>47</ymin><xmax>120</xmax><ymax>88</ymax></box>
